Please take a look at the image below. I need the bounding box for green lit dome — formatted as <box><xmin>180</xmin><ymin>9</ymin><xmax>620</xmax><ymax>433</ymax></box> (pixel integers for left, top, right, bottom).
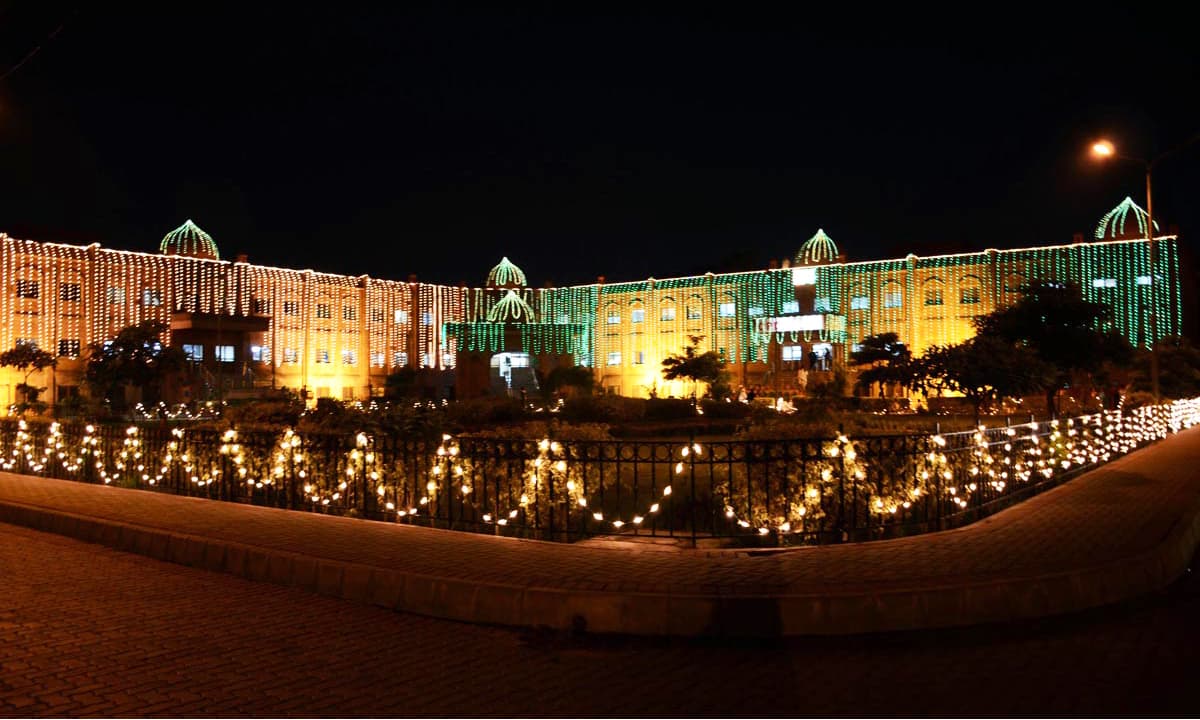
<box><xmin>1096</xmin><ymin>197</ymin><xmax>1159</xmax><ymax>240</ymax></box>
<box><xmin>160</xmin><ymin>219</ymin><xmax>220</xmax><ymax>260</ymax></box>
<box><xmin>794</xmin><ymin>228</ymin><xmax>839</xmax><ymax>265</ymax></box>
<box><xmin>486</xmin><ymin>257</ymin><xmax>527</xmax><ymax>288</ymax></box>
<box><xmin>487</xmin><ymin>289</ymin><xmax>536</xmax><ymax>323</ymax></box>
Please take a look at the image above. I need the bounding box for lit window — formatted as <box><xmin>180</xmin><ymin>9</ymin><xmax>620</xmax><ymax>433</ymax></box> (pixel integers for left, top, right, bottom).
<box><xmin>630</xmin><ymin>308</ymin><xmax>645</xmax><ymax>323</ymax></box>
<box><xmin>607</xmin><ymin>309</ymin><xmax>621</xmax><ymax>324</ymax></box>
<box><xmin>342</xmin><ymin>387</ymin><xmax>356</xmax><ymax>401</ymax></box>
<box><xmin>606</xmin><ymin>351</ymin><xmax>621</xmax><ymax>366</ymax></box>
<box><xmin>850</xmin><ymin>295</ymin><xmax>870</xmax><ymax>310</ymax></box>
<box><xmin>782</xmin><ymin>345</ymin><xmax>805</xmax><ymax>362</ymax></box>
<box><xmin>57</xmin><ymin>339</ymin><xmax>80</xmax><ymax>358</ymax></box>
<box><xmin>283</xmin><ymin>301</ymin><xmax>299</xmax><ymax>316</ymax></box>
<box><xmin>252</xmin><ymin>298</ymin><xmax>271</xmax><ymax>314</ymax></box>
<box><xmin>316</xmin><ymin>304</ymin><xmax>331</xmax><ymax>319</ymax></box>
<box><xmin>392</xmin><ymin>351</ymin><xmax>408</xmax><ymax>366</ymax></box>
<box><xmin>718</xmin><ymin>302</ymin><xmax>735</xmax><ymax>318</ymax></box>
<box><xmin>421</xmin><ymin>353</ymin><xmax>433</xmax><ymax>367</ymax></box>
<box><xmin>1136</xmin><ymin>275</ymin><xmax>1152</xmax><ymax>286</ymax></box>
<box><xmin>315</xmin><ymin>349</ymin><xmax>330</xmax><ymax>364</ymax></box>
<box><xmin>60</xmin><ymin>283</ymin><xmax>81</xmax><ymax>302</ymax></box>
<box><xmin>924</xmin><ymin>288</ymin><xmax>944</xmax><ymax>306</ymax></box>
<box><xmin>16</xmin><ymin>280</ymin><xmax>39</xmax><ymax>299</ymax></box>
<box><xmin>660</xmin><ymin>306</ymin><xmax>676</xmax><ymax>322</ymax></box>
<box><xmin>814</xmin><ymin>297</ymin><xmax>832</xmax><ymax>313</ymax></box>
<box><xmin>959</xmin><ymin>287</ymin><xmax>980</xmax><ymax>304</ymax></box>
<box><xmin>1092</xmin><ymin>278</ymin><xmax>1117</xmax><ymax>289</ymax></box>
<box><xmin>884</xmin><ymin>291</ymin><xmax>903</xmax><ymax>308</ymax></box>
<box><xmin>394</xmin><ymin>309</ymin><xmax>409</xmax><ymax>324</ymax></box>
<box><xmin>782</xmin><ymin>300</ymin><xmax>799</xmax><ymax>314</ymax></box>
<box><xmin>182</xmin><ymin>344</ymin><xmax>204</xmax><ymax>361</ymax></box>
<box><xmin>442</xmin><ymin>353</ymin><xmax>455</xmax><ymax>367</ymax></box>
<box><xmin>142</xmin><ymin>288</ymin><xmax>163</xmax><ymax>307</ymax></box>
<box><xmin>748</xmin><ymin>306</ymin><xmax>764</xmax><ymax>317</ymax></box>
<box><xmin>791</xmin><ymin>267</ymin><xmax>816</xmax><ymax>286</ymax></box>
<box><xmin>421</xmin><ymin>312</ymin><xmax>433</xmax><ymax>326</ymax></box>
<box><xmin>686</xmin><ymin>306</ymin><xmax>702</xmax><ymax>321</ymax></box>
<box><xmin>851</xmin><ymin>343</ymin><xmax>864</xmax><ymax>353</ymax></box>
<box><xmin>370</xmin><ymin>309</ymin><xmax>385</xmax><ymax>322</ymax></box>
<box><xmin>557</xmin><ymin>313</ymin><xmax>570</xmax><ymax>324</ymax></box>
<box><xmin>341</xmin><ymin>349</ymin><xmax>357</xmax><ymax>365</ymax></box>
<box><xmin>370</xmin><ymin>352</ymin><xmax>385</xmax><ymax>367</ymax></box>
<box><xmin>215</xmin><ymin>345</ymin><xmax>235</xmax><ymax>363</ymax></box>
<box><xmin>634</xmin><ymin>351</ymin><xmax>645</xmax><ymax>365</ymax></box>
<box><xmin>107</xmin><ymin>287</ymin><xmax>125</xmax><ymax>305</ymax></box>
<box><xmin>250</xmin><ymin>345</ymin><xmax>269</xmax><ymax>362</ymax></box>
<box><xmin>343</xmin><ymin>306</ymin><xmax>356</xmax><ymax>321</ymax></box>
<box><xmin>283</xmin><ymin>348</ymin><xmax>299</xmax><ymax>364</ymax></box>
<box><xmin>15</xmin><ymin>338</ymin><xmax>36</xmax><ymax>348</ymax></box>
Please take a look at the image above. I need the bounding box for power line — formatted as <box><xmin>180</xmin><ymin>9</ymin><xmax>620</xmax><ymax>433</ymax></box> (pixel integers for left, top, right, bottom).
<box><xmin>0</xmin><ymin>8</ymin><xmax>77</xmax><ymax>85</ymax></box>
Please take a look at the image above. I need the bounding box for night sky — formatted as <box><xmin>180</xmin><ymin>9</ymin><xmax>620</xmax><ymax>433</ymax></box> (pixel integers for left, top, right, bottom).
<box><xmin>2</xmin><ymin>3</ymin><xmax>1198</xmax><ymax>287</ymax></box>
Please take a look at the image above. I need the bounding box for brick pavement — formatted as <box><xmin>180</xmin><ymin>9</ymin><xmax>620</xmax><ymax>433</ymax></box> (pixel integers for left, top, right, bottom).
<box><xmin>1</xmin><ymin>521</ymin><xmax>1198</xmax><ymax>717</ymax></box>
<box><xmin>2</xmin><ymin>426</ymin><xmax>1200</xmax><ymax>636</ymax></box>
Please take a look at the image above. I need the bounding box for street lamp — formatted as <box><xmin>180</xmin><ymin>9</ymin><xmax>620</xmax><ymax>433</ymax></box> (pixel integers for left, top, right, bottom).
<box><xmin>1089</xmin><ymin>134</ymin><xmax>1199</xmax><ymax>400</ymax></box>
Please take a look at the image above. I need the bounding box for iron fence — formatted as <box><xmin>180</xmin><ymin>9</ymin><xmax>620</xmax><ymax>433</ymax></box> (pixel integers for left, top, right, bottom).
<box><xmin>2</xmin><ymin>398</ymin><xmax>1198</xmax><ymax>546</ymax></box>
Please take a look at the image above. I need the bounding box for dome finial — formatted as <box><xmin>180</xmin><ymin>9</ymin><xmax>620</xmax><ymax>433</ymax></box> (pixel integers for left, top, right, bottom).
<box><xmin>161</xmin><ymin>219</ymin><xmax>220</xmax><ymax>260</ymax></box>
<box><xmin>486</xmin><ymin>257</ymin><xmax>527</xmax><ymax>288</ymax></box>
<box><xmin>1096</xmin><ymin>196</ymin><xmax>1159</xmax><ymax>240</ymax></box>
<box><xmin>794</xmin><ymin>228</ymin><xmax>839</xmax><ymax>266</ymax></box>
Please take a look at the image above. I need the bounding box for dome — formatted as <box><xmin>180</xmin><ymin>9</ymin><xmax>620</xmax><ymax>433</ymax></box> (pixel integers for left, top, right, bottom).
<box><xmin>160</xmin><ymin>219</ymin><xmax>220</xmax><ymax>260</ymax></box>
<box><xmin>487</xmin><ymin>289</ymin><xmax>536</xmax><ymax>323</ymax></box>
<box><xmin>1095</xmin><ymin>197</ymin><xmax>1159</xmax><ymax>240</ymax></box>
<box><xmin>486</xmin><ymin>257</ymin><xmax>527</xmax><ymax>288</ymax></box>
<box><xmin>794</xmin><ymin>228</ymin><xmax>839</xmax><ymax>266</ymax></box>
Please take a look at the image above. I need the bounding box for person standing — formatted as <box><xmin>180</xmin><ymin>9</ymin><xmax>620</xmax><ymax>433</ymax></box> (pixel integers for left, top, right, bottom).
<box><xmin>797</xmin><ymin>367</ymin><xmax>808</xmax><ymax>394</ymax></box>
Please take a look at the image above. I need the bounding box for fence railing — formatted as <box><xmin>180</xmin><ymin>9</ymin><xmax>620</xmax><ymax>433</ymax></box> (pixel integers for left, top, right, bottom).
<box><xmin>3</xmin><ymin>398</ymin><xmax>1199</xmax><ymax>546</ymax></box>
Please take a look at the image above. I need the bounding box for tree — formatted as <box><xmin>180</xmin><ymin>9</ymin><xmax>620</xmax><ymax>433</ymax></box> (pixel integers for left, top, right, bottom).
<box><xmin>849</xmin><ymin>332</ymin><xmax>916</xmax><ymax>397</ymax></box>
<box><xmin>0</xmin><ymin>342</ymin><xmax>57</xmax><ymax>407</ymax></box>
<box><xmin>542</xmin><ymin>364</ymin><xmax>595</xmax><ymax>398</ymax></box>
<box><xmin>1130</xmin><ymin>336</ymin><xmax>1200</xmax><ymax>400</ymax></box>
<box><xmin>384</xmin><ymin>367</ymin><xmax>419</xmax><ymax>401</ymax></box>
<box><xmin>914</xmin><ymin>335</ymin><xmax>1050</xmax><ymax>423</ymax></box>
<box><xmin>974</xmin><ymin>281</ymin><xmax>1133</xmax><ymax>415</ymax></box>
<box><xmin>84</xmin><ymin>320</ymin><xmax>187</xmax><ymax>412</ymax></box>
<box><xmin>661</xmin><ymin>335</ymin><xmax>731</xmax><ymax>400</ymax></box>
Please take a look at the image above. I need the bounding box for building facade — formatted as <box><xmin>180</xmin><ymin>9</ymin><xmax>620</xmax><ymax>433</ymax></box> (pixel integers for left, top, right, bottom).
<box><xmin>0</xmin><ymin>198</ymin><xmax>1184</xmax><ymax>409</ymax></box>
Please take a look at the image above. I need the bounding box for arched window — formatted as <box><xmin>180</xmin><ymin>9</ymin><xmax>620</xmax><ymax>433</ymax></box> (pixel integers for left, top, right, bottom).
<box><xmin>685</xmin><ymin>294</ymin><xmax>703</xmax><ymax>325</ymax></box>
<box><xmin>605</xmin><ymin>302</ymin><xmax>621</xmax><ymax>326</ymax></box>
<box><xmin>849</xmin><ymin>284</ymin><xmax>870</xmax><ymax>311</ymax></box>
<box><xmin>958</xmin><ymin>275</ymin><xmax>982</xmax><ymax>305</ymax></box>
<box><xmin>922</xmin><ymin>278</ymin><xmax>944</xmax><ymax>307</ymax></box>
<box><xmin>629</xmin><ymin>298</ymin><xmax>645</xmax><ymax>325</ymax></box>
<box><xmin>659</xmin><ymin>296</ymin><xmax>677</xmax><ymax>323</ymax></box>
<box><xmin>882</xmin><ymin>280</ymin><xmax>903</xmax><ymax>309</ymax></box>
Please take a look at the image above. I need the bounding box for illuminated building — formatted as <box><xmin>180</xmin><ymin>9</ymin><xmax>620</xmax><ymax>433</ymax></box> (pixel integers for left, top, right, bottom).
<box><xmin>0</xmin><ymin>198</ymin><xmax>1184</xmax><ymax>408</ymax></box>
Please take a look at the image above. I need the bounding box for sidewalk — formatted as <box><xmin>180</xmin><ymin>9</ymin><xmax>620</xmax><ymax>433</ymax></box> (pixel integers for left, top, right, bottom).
<box><xmin>3</xmin><ymin>426</ymin><xmax>1200</xmax><ymax>638</ymax></box>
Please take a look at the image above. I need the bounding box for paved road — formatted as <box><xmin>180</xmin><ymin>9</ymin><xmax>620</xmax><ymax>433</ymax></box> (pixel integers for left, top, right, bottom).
<box><xmin>2</xmin><ymin>521</ymin><xmax>1197</xmax><ymax>717</ymax></box>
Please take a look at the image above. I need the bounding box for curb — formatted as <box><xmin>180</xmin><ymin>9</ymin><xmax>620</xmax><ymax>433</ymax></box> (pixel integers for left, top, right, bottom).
<box><xmin>3</xmin><ymin>486</ymin><xmax>1200</xmax><ymax>638</ymax></box>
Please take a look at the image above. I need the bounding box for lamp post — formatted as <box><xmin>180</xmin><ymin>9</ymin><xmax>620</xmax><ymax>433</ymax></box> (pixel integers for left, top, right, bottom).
<box><xmin>1091</xmin><ymin>133</ymin><xmax>1200</xmax><ymax>400</ymax></box>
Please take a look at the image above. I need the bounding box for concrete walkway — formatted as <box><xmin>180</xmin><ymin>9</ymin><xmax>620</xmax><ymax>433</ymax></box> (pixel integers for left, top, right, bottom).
<box><xmin>3</xmin><ymin>426</ymin><xmax>1200</xmax><ymax>638</ymax></box>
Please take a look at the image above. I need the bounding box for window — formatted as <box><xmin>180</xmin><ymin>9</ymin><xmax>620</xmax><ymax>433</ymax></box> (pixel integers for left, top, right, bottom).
<box><xmin>557</xmin><ymin>313</ymin><xmax>570</xmax><ymax>324</ymax></box>
<box><xmin>1005</xmin><ymin>275</ymin><xmax>1025</xmax><ymax>293</ymax></box>
<box><xmin>782</xmin><ymin>300</ymin><xmax>800</xmax><ymax>314</ymax></box>
<box><xmin>607</xmin><ymin>309</ymin><xmax>621</xmax><ymax>325</ymax></box>
<box><xmin>850</xmin><ymin>295</ymin><xmax>870</xmax><ymax>310</ymax></box>
<box><xmin>634</xmin><ymin>351</ymin><xmax>645</xmax><ymax>365</ymax></box>
<box><xmin>1136</xmin><ymin>275</ymin><xmax>1153</xmax><ymax>286</ymax></box>
<box><xmin>315</xmin><ymin>349</ymin><xmax>330</xmax><ymax>364</ymax></box>
<box><xmin>606</xmin><ymin>351</ymin><xmax>622</xmax><ymax>366</ymax></box>
<box><xmin>142</xmin><ymin>288</ymin><xmax>163</xmax><ymax>307</ymax></box>
<box><xmin>686</xmin><ymin>305</ymin><xmax>702</xmax><ymax>321</ymax></box>
<box><xmin>283</xmin><ymin>348</ymin><xmax>299</xmax><ymax>364</ymax></box>
<box><xmin>283</xmin><ymin>300</ymin><xmax>300</xmax><ymax>316</ymax></box>
<box><xmin>316</xmin><ymin>304</ymin><xmax>331</xmax><ymax>319</ymax></box>
<box><xmin>923</xmin><ymin>287</ymin><xmax>943</xmax><ymax>306</ymax></box>
<box><xmin>883</xmin><ymin>291</ymin><xmax>903</xmax><ymax>308</ymax></box>
<box><xmin>630</xmin><ymin>308</ymin><xmax>645</xmax><ymax>323</ymax></box>
<box><xmin>252</xmin><ymin>298</ymin><xmax>271</xmax><ymax>314</ymax></box>
<box><xmin>343</xmin><ymin>306</ymin><xmax>356</xmax><ymax>321</ymax></box>
<box><xmin>370</xmin><ymin>309</ymin><xmax>385</xmax><ymax>322</ymax></box>
<box><xmin>106</xmin><ymin>287</ymin><xmax>125</xmax><ymax>305</ymax></box>
<box><xmin>718</xmin><ymin>302</ymin><xmax>735</xmax><ymax>318</ymax></box>
<box><xmin>1092</xmin><ymin>278</ymin><xmax>1117</xmax><ymax>289</ymax></box>
<box><xmin>782</xmin><ymin>345</ymin><xmax>805</xmax><ymax>362</ymax></box>
<box><xmin>341</xmin><ymin>349</ymin><xmax>357</xmax><ymax>365</ymax></box>
<box><xmin>60</xmin><ymin>283</ymin><xmax>81</xmax><ymax>302</ymax></box>
<box><xmin>215</xmin><ymin>345</ymin><xmax>235</xmax><ymax>363</ymax></box>
<box><xmin>814</xmin><ymin>297</ymin><xmax>832</xmax><ymax>313</ymax></box>
<box><xmin>394</xmin><ymin>309</ymin><xmax>408</xmax><ymax>324</ymax></box>
<box><xmin>16</xmin><ymin>280</ymin><xmax>39</xmax><ymax>299</ymax></box>
<box><xmin>316</xmin><ymin>387</ymin><xmax>331</xmax><ymax>399</ymax></box>
<box><xmin>660</xmin><ymin>306</ymin><xmax>676</xmax><ymax>322</ymax></box>
<box><xmin>57</xmin><ymin>339</ymin><xmax>80</xmax><ymax>358</ymax></box>
<box><xmin>342</xmin><ymin>387</ymin><xmax>356</xmax><ymax>401</ymax></box>
<box><xmin>250</xmin><ymin>345</ymin><xmax>269</xmax><ymax>362</ymax></box>
<box><xmin>182</xmin><ymin>344</ymin><xmax>204</xmax><ymax>361</ymax></box>
<box><xmin>370</xmin><ymin>352</ymin><xmax>385</xmax><ymax>367</ymax></box>
<box><xmin>748</xmin><ymin>306</ymin><xmax>764</xmax><ymax>317</ymax></box>
<box><xmin>421</xmin><ymin>312</ymin><xmax>433</xmax><ymax>326</ymax></box>
<box><xmin>15</xmin><ymin>338</ymin><xmax>36</xmax><ymax>348</ymax></box>
<box><xmin>959</xmin><ymin>287</ymin><xmax>981</xmax><ymax>304</ymax></box>
<box><xmin>392</xmin><ymin>351</ymin><xmax>408</xmax><ymax>366</ymax></box>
